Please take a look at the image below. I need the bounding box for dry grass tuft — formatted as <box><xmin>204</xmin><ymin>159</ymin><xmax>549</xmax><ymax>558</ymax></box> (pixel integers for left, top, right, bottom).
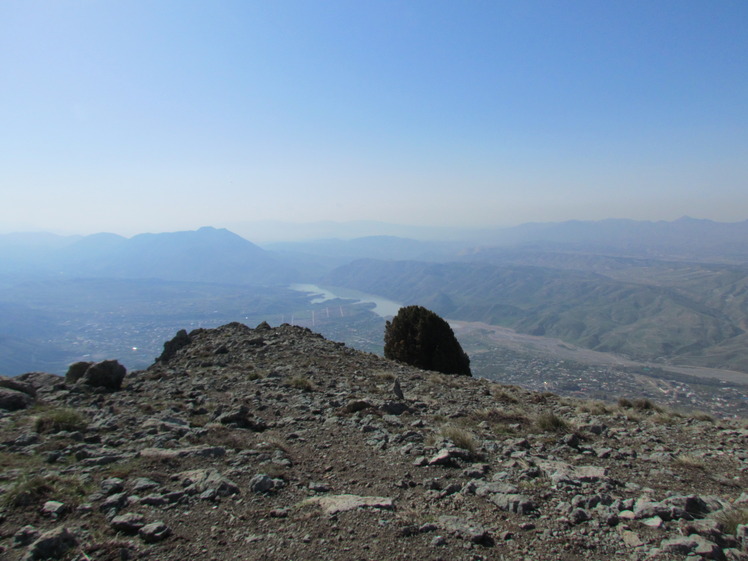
<box><xmin>691</xmin><ymin>411</ymin><xmax>715</xmax><ymax>423</ymax></box>
<box><xmin>287</xmin><ymin>375</ymin><xmax>313</xmax><ymax>392</ymax></box>
<box><xmin>673</xmin><ymin>453</ymin><xmax>706</xmax><ymax>470</ymax></box>
<box><xmin>577</xmin><ymin>400</ymin><xmax>614</xmax><ymax>415</ymax></box>
<box><xmin>439</xmin><ymin>425</ymin><xmax>478</xmax><ymax>454</ymax></box>
<box><xmin>34</xmin><ymin>408</ymin><xmax>87</xmax><ymax>434</ymax></box>
<box><xmin>714</xmin><ymin>507</ymin><xmax>748</xmax><ymax>535</ymax></box>
<box><xmin>534</xmin><ymin>411</ymin><xmax>570</xmax><ymax>433</ymax></box>
<box><xmin>2</xmin><ymin>474</ymin><xmax>89</xmax><ymax>509</ymax></box>
<box><xmin>492</xmin><ymin>388</ymin><xmax>519</xmax><ymax>404</ymax></box>
<box><xmin>189</xmin><ymin>424</ymin><xmax>255</xmax><ymax>451</ymax></box>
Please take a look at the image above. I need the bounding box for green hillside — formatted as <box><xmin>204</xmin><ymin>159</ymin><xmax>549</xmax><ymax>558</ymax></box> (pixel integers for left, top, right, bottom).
<box><xmin>325</xmin><ymin>259</ymin><xmax>748</xmax><ymax>371</ymax></box>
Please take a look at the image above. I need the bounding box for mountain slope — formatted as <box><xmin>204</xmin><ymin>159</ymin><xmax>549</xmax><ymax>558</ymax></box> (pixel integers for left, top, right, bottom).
<box><xmin>2</xmin><ymin>323</ymin><xmax>747</xmax><ymax>560</ymax></box>
<box><xmin>324</xmin><ymin>260</ymin><xmax>748</xmax><ymax>369</ymax></box>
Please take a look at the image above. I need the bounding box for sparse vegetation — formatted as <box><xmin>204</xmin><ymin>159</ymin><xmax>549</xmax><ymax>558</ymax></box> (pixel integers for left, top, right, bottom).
<box><xmin>2</xmin><ymin>474</ymin><xmax>89</xmax><ymax>509</ymax></box>
<box><xmin>2</xmin><ymin>318</ymin><xmax>748</xmax><ymax>560</ymax></box>
<box><xmin>617</xmin><ymin>397</ymin><xmax>664</xmax><ymax>413</ymax></box>
<box><xmin>34</xmin><ymin>408</ymin><xmax>87</xmax><ymax>434</ymax></box>
<box><xmin>491</xmin><ymin>388</ymin><xmax>519</xmax><ymax>404</ymax></box>
<box><xmin>106</xmin><ymin>459</ymin><xmax>147</xmax><ymax>480</ymax></box>
<box><xmin>190</xmin><ymin>424</ymin><xmax>255</xmax><ymax>450</ymax></box>
<box><xmin>673</xmin><ymin>453</ymin><xmax>706</xmax><ymax>470</ymax></box>
<box><xmin>691</xmin><ymin>411</ymin><xmax>715</xmax><ymax>423</ymax></box>
<box><xmin>262</xmin><ymin>463</ymin><xmax>288</xmax><ymax>480</ymax></box>
<box><xmin>467</xmin><ymin>406</ymin><xmax>528</xmax><ymax>435</ymax></box>
<box><xmin>260</xmin><ymin>434</ymin><xmax>291</xmax><ymax>454</ymax></box>
<box><xmin>375</xmin><ymin>371</ymin><xmax>396</xmax><ymax>382</ymax></box>
<box><xmin>578</xmin><ymin>400</ymin><xmax>614</xmax><ymax>415</ymax></box>
<box><xmin>287</xmin><ymin>375</ymin><xmax>313</xmax><ymax>392</ymax></box>
<box><xmin>534</xmin><ymin>411</ymin><xmax>570</xmax><ymax>433</ymax></box>
<box><xmin>632</xmin><ymin>398</ymin><xmax>663</xmax><ymax>412</ymax></box>
<box><xmin>439</xmin><ymin>425</ymin><xmax>478</xmax><ymax>454</ymax></box>
<box><xmin>651</xmin><ymin>412</ymin><xmax>678</xmax><ymax>425</ymax></box>
<box><xmin>715</xmin><ymin>507</ymin><xmax>748</xmax><ymax>535</ymax></box>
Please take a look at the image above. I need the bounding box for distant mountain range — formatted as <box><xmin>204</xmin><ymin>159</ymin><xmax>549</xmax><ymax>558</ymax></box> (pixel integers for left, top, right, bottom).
<box><xmin>2</xmin><ymin>217</ymin><xmax>748</xmax><ymax>374</ymax></box>
<box><xmin>259</xmin><ymin>216</ymin><xmax>748</xmax><ymax>264</ymax></box>
<box><xmin>0</xmin><ymin>226</ymin><xmax>295</xmax><ymax>285</ymax></box>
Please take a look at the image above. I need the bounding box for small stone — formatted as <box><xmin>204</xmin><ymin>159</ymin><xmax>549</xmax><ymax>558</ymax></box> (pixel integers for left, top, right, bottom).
<box><xmin>25</xmin><ymin>527</ymin><xmax>78</xmax><ymax>559</ymax></box>
<box><xmin>428</xmin><ymin>449</ymin><xmax>459</xmax><ymax>467</ymax></box>
<box><xmin>139</xmin><ymin>521</ymin><xmax>171</xmax><ymax>543</ymax></box>
<box><xmin>642</xmin><ymin>515</ymin><xmax>664</xmax><ymax>528</ymax></box>
<box><xmin>432</xmin><ymin>535</ymin><xmax>447</xmax><ymax>546</ymax></box>
<box><xmin>41</xmin><ymin>501</ymin><xmax>67</xmax><ymax>518</ymax></box>
<box><xmin>131</xmin><ymin>478</ymin><xmax>160</xmax><ymax>493</ymax></box>
<box><xmin>660</xmin><ymin>536</ymin><xmax>698</xmax><ymax>555</ymax></box>
<box><xmin>249</xmin><ymin>474</ymin><xmax>275</xmax><ymax>493</ymax></box>
<box><xmin>101</xmin><ymin>477</ymin><xmax>124</xmax><ymax>495</ymax></box>
<box><xmin>178</xmin><ymin>468</ymin><xmax>240</xmax><ymax>496</ymax></box>
<box><xmin>13</xmin><ymin>525</ymin><xmax>39</xmax><ymax>547</ymax></box>
<box><xmin>570</xmin><ymin>508</ymin><xmax>591</xmax><ymax>525</ymax></box>
<box><xmin>562</xmin><ymin>433</ymin><xmax>580</xmax><ymax>448</ymax></box>
<box><xmin>392</xmin><ymin>378</ymin><xmax>404</xmax><ymax>399</ymax></box>
<box><xmin>620</xmin><ymin>529</ymin><xmax>645</xmax><ymax>548</ymax></box>
<box><xmin>111</xmin><ymin>513</ymin><xmax>146</xmax><ymax>534</ymax></box>
<box><xmin>99</xmin><ymin>492</ymin><xmax>128</xmax><ymax>513</ymax></box>
<box><xmin>618</xmin><ymin>510</ymin><xmax>636</xmax><ymax>520</ymax></box>
<box><xmin>140</xmin><ymin>494</ymin><xmax>167</xmax><ymax>507</ymax></box>
<box><xmin>303</xmin><ymin>494</ymin><xmax>394</xmax><ymax>515</ymax></box>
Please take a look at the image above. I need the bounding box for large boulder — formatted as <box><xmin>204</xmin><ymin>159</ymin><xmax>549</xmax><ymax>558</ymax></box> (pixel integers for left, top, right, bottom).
<box><xmin>25</xmin><ymin>527</ymin><xmax>78</xmax><ymax>560</ymax></box>
<box><xmin>16</xmin><ymin>372</ymin><xmax>65</xmax><ymax>392</ymax></box>
<box><xmin>0</xmin><ymin>376</ymin><xmax>37</xmax><ymax>410</ymax></box>
<box><xmin>0</xmin><ymin>375</ymin><xmax>37</xmax><ymax>398</ymax></box>
<box><xmin>0</xmin><ymin>387</ymin><xmax>34</xmax><ymax>411</ymax></box>
<box><xmin>65</xmin><ymin>361</ymin><xmax>92</xmax><ymax>384</ymax></box>
<box><xmin>66</xmin><ymin>360</ymin><xmax>126</xmax><ymax>391</ymax></box>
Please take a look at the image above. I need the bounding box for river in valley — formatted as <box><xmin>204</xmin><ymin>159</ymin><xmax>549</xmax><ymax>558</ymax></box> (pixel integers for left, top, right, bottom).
<box><xmin>289</xmin><ymin>284</ymin><xmax>403</xmax><ymax>319</ymax></box>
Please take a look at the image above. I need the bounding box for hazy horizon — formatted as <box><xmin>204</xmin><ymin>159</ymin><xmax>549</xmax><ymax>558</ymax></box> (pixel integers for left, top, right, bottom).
<box><xmin>2</xmin><ymin>1</ymin><xmax>747</xmax><ymax>236</ymax></box>
<box><xmin>4</xmin><ymin>215</ymin><xmax>748</xmax><ymax>246</ymax></box>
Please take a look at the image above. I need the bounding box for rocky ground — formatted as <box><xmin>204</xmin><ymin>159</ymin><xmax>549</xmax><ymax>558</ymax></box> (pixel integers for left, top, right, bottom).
<box><xmin>2</xmin><ymin>322</ymin><xmax>748</xmax><ymax>560</ymax></box>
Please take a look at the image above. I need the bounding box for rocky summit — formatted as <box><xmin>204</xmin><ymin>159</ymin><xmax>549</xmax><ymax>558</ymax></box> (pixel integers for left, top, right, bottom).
<box><xmin>2</xmin><ymin>322</ymin><xmax>748</xmax><ymax>561</ymax></box>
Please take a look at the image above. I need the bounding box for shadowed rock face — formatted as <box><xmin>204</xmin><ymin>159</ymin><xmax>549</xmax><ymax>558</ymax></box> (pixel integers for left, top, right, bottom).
<box><xmin>64</xmin><ymin>359</ymin><xmax>126</xmax><ymax>391</ymax></box>
<box><xmin>0</xmin><ymin>376</ymin><xmax>37</xmax><ymax>410</ymax></box>
<box><xmin>1</xmin><ymin>321</ymin><xmax>748</xmax><ymax>561</ymax></box>
<box><xmin>65</xmin><ymin>361</ymin><xmax>92</xmax><ymax>384</ymax></box>
<box><xmin>156</xmin><ymin>329</ymin><xmax>191</xmax><ymax>364</ymax></box>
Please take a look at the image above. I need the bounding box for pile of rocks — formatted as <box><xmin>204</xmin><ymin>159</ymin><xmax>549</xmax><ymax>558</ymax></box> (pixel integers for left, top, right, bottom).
<box><xmin>1</xmin><ymin>321</ymin><xmax>748</xmax><ymax>560</ymax></box>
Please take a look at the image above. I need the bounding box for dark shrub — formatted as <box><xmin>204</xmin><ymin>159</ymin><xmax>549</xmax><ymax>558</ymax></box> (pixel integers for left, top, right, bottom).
<box><xmin>384</xmin><ymin>305</ymin><xmax>471</xmax><ymax>376</ymax></box>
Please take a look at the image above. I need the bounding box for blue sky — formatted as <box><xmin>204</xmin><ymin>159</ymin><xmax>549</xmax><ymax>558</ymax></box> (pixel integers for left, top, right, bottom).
<box><xmin>1</xmin><ymin>1</ymin><xmax>747</xmax><ymax>236</ymax></box>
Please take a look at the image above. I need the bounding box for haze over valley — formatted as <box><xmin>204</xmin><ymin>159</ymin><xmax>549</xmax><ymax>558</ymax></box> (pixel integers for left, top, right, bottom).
<box><xmin>3</xmin><ymin>217</ymin><xmax>748</xmax><ymax>417</ymax></box>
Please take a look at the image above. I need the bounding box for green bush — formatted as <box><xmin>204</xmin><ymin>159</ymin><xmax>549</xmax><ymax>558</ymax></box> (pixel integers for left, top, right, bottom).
<box><xmin>384</xmin><ymin>305</ymin><xmax>471</xmax><ymax>376</ymax></box>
